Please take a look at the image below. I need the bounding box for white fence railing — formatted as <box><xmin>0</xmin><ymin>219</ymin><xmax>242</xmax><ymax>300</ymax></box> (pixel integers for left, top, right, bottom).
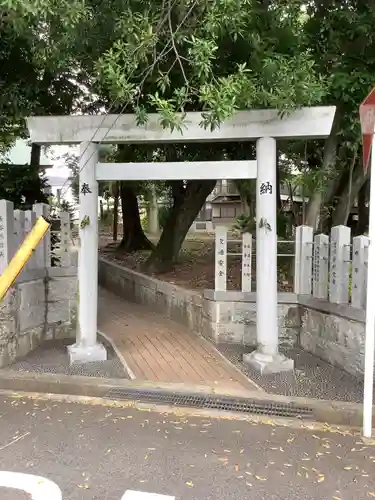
<box><xmin>0</xmin><ymin>199</ymin><xmax>72</xmax><ymax>276</ymax></box>
<box><xmin>294</xmin><ymin>224</ymin><xmax>368</xmax><ymax>309</ymax></box>
<box><xmin>214</xmin><ymin>224</ymin><xmax>369</xmax><ymax>309</ymax></box>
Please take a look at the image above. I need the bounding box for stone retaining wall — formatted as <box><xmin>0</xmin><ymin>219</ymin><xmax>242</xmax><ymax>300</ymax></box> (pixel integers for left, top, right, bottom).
<box><xmin>99</xmin><ymin>258</ymin><xmax>368</xmax><ymax>377</ymax></box>
<box><xmin>98</xmin><ymin>259</ymin><xmax>204</xmax><ymax>335</ymax></box>
<box><xmin>203</xmin><ymin>290</ymin><xmax>300</xmax><ymax>346</ymax></box>
<box><xmin>298</xmin><ymin>296</ymin><xmax>366</xmax><ymax>377</ymax></box>
<box><xmin>0</xmin><ymin>267</ymin><xmax>77</xmax><ymax>367</ymax></box>
<box><xmin>98</xmin><ymin>259</ymin><xmax>299</xmax><ymax>346</ymax></box>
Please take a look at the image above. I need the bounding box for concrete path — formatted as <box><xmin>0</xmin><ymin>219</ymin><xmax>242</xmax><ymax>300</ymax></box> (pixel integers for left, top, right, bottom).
<box><xmin>98</xmin><ymin>288</ymin><xmax>257</xmax><ymax>392</ymax></box>
<box><xmin>0</xmin><ymin>395</ymin><xmax>374</xmax><ymax>500</ymax></box>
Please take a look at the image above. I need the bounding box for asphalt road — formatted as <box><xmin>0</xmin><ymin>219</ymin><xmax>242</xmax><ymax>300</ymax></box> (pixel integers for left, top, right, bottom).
<box><xmin>0</xmin><ymin>395</ymin><xmax>374</xmax><ymax>500</ymax></box>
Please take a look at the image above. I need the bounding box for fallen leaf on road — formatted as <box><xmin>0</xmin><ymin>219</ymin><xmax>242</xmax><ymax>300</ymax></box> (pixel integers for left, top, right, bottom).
<box><xmin>318</xmin><ymin>475</ymin><xmax>325</xmax><ymax>483</ymax></box>
<box><xmin>186</xmin><ymin>481</ymin><xmax>194</xmax><ymax>487</ymax></box>
<box><xmin>343</xmin><ymin>466</ymin><xmax>352</xmax><ymax>470</ymax></box>
<box><xmin>332</xmin><ymin>496</ymin><xmax>341</xmax><ymax>500</ymax></box>
<box><xmin>77</xmin><ymin>484</ymin><xmax>89</xmax><ymax>489</ymax></box>
<box><xmin>255</xmin><ymin>476</ymin><xmax>267</xmax><ymax>481</ymax></box>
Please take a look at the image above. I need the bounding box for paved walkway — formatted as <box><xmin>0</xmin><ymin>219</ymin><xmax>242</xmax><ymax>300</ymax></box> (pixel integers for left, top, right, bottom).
<box><xmin>98</xmin><ymin>288</ymin><xmax>257</xmax><ymax>392</ymax></box>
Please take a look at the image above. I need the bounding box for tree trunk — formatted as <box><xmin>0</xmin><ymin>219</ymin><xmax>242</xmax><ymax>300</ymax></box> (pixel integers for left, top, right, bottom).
<box><xmin>113</xmin><ymin>182</ymin><xmax>119</xmax><ymax>242</ymax></box>
<box><xmin>331</xmin><ymin>160</ymin><xmax>369</xmax><ymax>227</ymax></box>
<box><xmin>305</xmin><ymin>109</ymin><xmax>341</xmax><ymax>229</ymax></box>
<box><xmin>119</xmin><ymin>182</ymin><xmax>153</xmax><ymax>252</ymax></box>
<box><xmin>99</xmin><ymin>199</ymin><xmax>104</xmax><ymax>220</ymax></box>
<box><xmin>145</xmin><ymin>179</ymin><xmax>216</xmax><ymax>271</ymax></box>
<box><xmin>357</xmin><ymin>179</ymin><xmax>369</xmax><ymax>235</ymax></box>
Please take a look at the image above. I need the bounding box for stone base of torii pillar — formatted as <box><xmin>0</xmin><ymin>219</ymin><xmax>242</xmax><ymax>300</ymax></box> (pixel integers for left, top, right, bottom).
<box><xmin>68</xmin><ymin>343</ymin><xmax>107</xmax><ymax>364</ymax></box>
<box><xmin>243</xmin><ymin>351</ymin><xmax>294</xmax><ymax>375</ymax></box>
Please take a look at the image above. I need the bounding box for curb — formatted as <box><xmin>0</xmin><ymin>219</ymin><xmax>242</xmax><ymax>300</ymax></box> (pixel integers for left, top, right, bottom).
<box><xmin>0</xmin><ymin>370</ymin><xmax>371</xmax><ymax>428</ymax></box>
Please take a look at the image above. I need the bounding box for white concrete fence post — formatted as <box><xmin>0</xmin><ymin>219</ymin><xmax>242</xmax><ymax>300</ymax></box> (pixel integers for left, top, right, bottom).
<box><xmin>294</xmin><ymin>225</ymin><xmax>313</xmax><ymax>295</ymax></box>
<box><xmin>352</xmin><ymin>235</ymin><xmax>369</xmax><ymax>309</ymax></box>
<box><xmin>14</xmin><ymin>209</ymin><xmax>25</xmax><ymax>278</ymax></box>
<box><xmin>24</xmin><ymin>209</ymin><xmax>37</xmax><ymax>269</ymax></box>
<box><xmin>59</xmin><ymin>211</ymin><xmax>72</xmax><ymax>267</ymax></box>
<box><xmin>241</xmin><ymin>232</ymin><xmax>252</xmax><ymax>292</ymax></box>
<box><xmin>33</xmin><ymin>203</ymin><xmax>51</xmax><ymax>268</ymax></box>
<box><xmin>14</xmin><ymin>209</ymin><xmax>25</xmax><ymax>252</ymax></box>
<box><xmin>329</xmin><ymin>225</ymin><xmax>351</xmax><ymax>305</ymax></box>
<box><xmin>0</xmin><ymin>200</ymin><xmax>15</xmax><ymax>275</ymax></box>
<box><xmin>312</xmin><ymin>233</ymin><xmax>329</xmax><ymax>300</ymax></box>
<box><xmin>215</xmin><ymin>226</ymin><xmax>227</xmax><ymax>291</ymax></box>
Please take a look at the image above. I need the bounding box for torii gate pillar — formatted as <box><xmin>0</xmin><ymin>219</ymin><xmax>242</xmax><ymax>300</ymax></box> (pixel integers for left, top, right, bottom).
<box><xmin>68</xmin><ymin>142</ymin><xmax>107</xmax><ymax>363</ymax></box>
<box><xmin>243</xmin><ymin>137</ymin><xmax>294</xmax><ymax>374</ymax></box>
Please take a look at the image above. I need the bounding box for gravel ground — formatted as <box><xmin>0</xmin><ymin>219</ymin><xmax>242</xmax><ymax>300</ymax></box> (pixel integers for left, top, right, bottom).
<box><xmin>217</xmin><ymin>344</ymin><xmax>368</xmax><ymax>403</ymax></box>
<box><xmin>1</xmin><ymin>338</ymin><xmax>128</xmax><ymax>379</ymax></box>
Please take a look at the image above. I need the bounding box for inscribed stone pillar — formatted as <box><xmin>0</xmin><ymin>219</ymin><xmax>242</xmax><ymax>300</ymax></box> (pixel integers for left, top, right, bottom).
<box><xmin>312</xmin><ymin>233</ymin><xmax>329</xmax><ymax>300</ymax></box>
<box><xmin>214</xmin><ymin>226</ymin><xmax>227</xmax><ymax>291</ymax></box>
<box><xmin>329</xmin><ymin>225</ymin><xmax>351</xmax><ymax>304</ymax></box>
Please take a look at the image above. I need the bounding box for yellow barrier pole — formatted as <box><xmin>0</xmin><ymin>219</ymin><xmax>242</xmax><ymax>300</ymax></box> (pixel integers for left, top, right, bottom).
<box><xmin>0</xmin><ymin>216</ymin><xmax>50</xmax><ymax>301</ymax></box>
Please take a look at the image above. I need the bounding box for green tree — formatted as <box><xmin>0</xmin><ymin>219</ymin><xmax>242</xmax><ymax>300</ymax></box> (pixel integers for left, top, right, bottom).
<box><xmin>287</xmin><ymin>0</ymin><xmax>375</xmax><ymax>231</ymax></box>
<box><xmin>93</xmin><ymin>0</ymin><xmax>326</xmax><ymax>269</ymax></box>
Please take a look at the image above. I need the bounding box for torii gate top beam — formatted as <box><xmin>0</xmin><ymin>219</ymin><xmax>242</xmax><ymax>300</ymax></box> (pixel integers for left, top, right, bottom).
<box><xmin>26</xmin><ymin>106</ymin><xmax>336</xmax><ymax>145</ymax></box>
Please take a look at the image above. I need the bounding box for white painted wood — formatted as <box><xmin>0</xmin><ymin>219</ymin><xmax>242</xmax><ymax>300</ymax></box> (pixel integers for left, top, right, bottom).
<box><xmin>294</xmin><ymin>225</ymin><xmax>313</xmax><ymax>295</ymax></box>
<box><xmin>24</xmin><ymin>209</ymin><xmax>37</xmax><ymax>269</ymax></box>
<box><xmin>59</xmin><ymin>211</ymin><xmax>72</xmax><ymax>267</ymax></box>
<box><xmin>312</xmin><ymin>233</ymin><xmax>329</xmax><ymax>300</ymax></box>
<box><xmin>27</xmin><ymin>106</ymin><xmax>336</xmax><ymax>145</ymax></box>
<box><xmin>256</xmin><ymin>137</ymin><xmax>278</xmax><ymax>356</ymax></box>
<box><xmin>33</xmin><ymin>203</ymin><xmax>51</xmax><ymax>267</ymax></box>
<box><xmin>122</xmin><ymin>490</ymin><xmax>174</xmax><ymax>500</ymax></box>
<box><xmin>0</xmin><ymin>200</ymin><xmax>15</xmax><ymax>275</ymax></box>
<box><xmin>363</xmin><ymin>132</ymin><xmax>375</xmax><ymax>438</ymax></box>
<box><xmin>241</xmin><ymin>232</ymin><xmax>252</xmax><ymax>292</ymax></box>
<box><xmin>0</xmin><ymin>471</ymin><xmax>62</xmax><ymax>499</ymax></box>
<box><xmin>352</xmin><ymin>235</ymin><xmax>369</xmax><ymax>309</ymax></box>
<box><xmin>96</xmin><ymin>160</ymin><xmax>257</xmax><ymax>181</ymax></box>
<box><xmin>329</xmin><ymin>225</ymin><xmax>351</xmax><ymax>304</ymax></box>
<box><xmin>215</xmin><ymin>226</ymin><xmax>227</xmax><ymax>291</ymax></box>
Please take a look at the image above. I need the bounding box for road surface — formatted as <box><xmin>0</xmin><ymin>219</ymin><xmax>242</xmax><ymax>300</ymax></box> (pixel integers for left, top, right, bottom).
<box><xmin>0</xmin><ymin>394</ymin><xmax>374</xmax><ymax>499</ymax></box>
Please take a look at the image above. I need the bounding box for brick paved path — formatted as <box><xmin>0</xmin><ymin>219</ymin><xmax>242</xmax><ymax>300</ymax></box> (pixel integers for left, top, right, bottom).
<box><xmin>98</xmin><ymin>288</ymin><xmax>258</xmax><ymax>392</ymax></box>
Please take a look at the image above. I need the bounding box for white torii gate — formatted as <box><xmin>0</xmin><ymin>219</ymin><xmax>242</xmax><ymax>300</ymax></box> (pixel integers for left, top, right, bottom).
<box><xmin>27</xmin><ymin>106</ymin><xmax>336</xmax><ymax>374</ymax></box>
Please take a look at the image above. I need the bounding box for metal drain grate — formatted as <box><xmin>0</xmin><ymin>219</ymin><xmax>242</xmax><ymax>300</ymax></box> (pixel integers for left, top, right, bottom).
<box><xmin>105</xmin><ymin>388</ymin><xmax>314</xmax><ymax>419</ymax></box>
